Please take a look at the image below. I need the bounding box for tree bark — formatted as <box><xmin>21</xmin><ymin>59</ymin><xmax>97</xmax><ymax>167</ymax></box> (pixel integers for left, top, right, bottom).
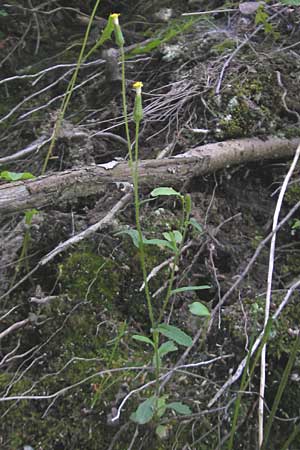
<box><xmin>0</xmin><ymin>136</ymin><xmax>299</xmax><ymax>214</ymax></box>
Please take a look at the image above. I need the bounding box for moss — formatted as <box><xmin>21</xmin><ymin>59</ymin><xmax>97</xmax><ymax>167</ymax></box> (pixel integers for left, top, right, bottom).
<box><xmin>212</xmin><ymin>38</ymin><xmax>236</xmax><ymax>55</ymax></box>
<box><xmin>285</xmin><ymin>182</ymin><xmax>300</xmax><ymax>206</ymax></box>
<box><xmin>61</xmin><ymin>245</ymin><xmax>121</xmax><ymax>309</ymax></box>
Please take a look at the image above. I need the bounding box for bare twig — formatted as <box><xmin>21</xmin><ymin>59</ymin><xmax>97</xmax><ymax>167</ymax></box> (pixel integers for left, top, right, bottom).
<box><xmin>208</xmin><ymin>200</ymin><xmax>300</xmax><ymax>332</ymax></box>
<box><xmin>208</xmin><ymin>277</ymin><xmax>300</xmax><ymax>408</ymax></box>
<box><xmin>258</xmin><ymin>142</ymin><xmax>300</xmax><ymax>447</ymax></box>
<box><xmin>0</xmin><ymin>318</ymin><xmax>30</xmax><ymax>340</ymax></box>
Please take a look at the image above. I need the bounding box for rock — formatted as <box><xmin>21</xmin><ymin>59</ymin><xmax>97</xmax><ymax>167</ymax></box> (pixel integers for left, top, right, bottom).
<box><xmin>239</xmin><ymin>2</ymin><xmax>264</xmax><ymax>16</ymax></box>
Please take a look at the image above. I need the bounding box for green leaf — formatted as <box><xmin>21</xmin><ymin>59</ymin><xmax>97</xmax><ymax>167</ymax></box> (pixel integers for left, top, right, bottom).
<box><xmin>128</xmin><ymin>38</ymin><xmax>162</xmax><ymax>56</ymax></box>
<box><xmin>127</xmin><ymin>17</ymin><xmax>199</xmax><ymax>58</ymax></box>
<box><xmin>280</xmin><ymin>0</ymin><xmax>300</xmax><ymax>5</ymax></box>
<box><xmin>151</xmin><ymin>187</ymin><xmax>181</xmax><ymax>197</ymax></box>
<box><xmin>0</xmin><ymin>10</ymin><xmax>8</xmax><ymax>16</ymax></box>
<box><xmin>156</xmin><ymin>395</ymin><xmax>168</xmax><ymax>418</ymax></box>
<box><xmin>143</xmin><ymin>238</ymin><xmax>175</xmax><ymax>251</ymax></box>
<box><xmin>188</xmin><ymin>218</ymin><xmax>203</xmax><ymax>234</ymax></box>
<box><xmin>292</xmin><ymin>219</ymin><xmax>300</xmax><ymax>230</ymax></box>
<box><xmin>163</xmin><ymin>230</ymin><xmax>182</xmax><ymax>244</ymax></box>
<box><xmin>25</xmin><ymin>209</ymin><xmax>38</xmax><ymax>225</ymax></box>
<box><xmin>157</xmin><ymin>324</ymin><xmax>192</xmax><ymax>347</ymax></box>
<box><xmin>167</xmin><ymin>402</ymin><xmax>192</xmax><ymax>415</ymax></box>
<box><xmin>158</xmin><ymin>340</ymin><xmax>178</xmax><ymax>358</ymax></box>
<box><xmin>154</xmin><ymin>341</ymin><xmax>178</xmax><ymax>367</ymax></box>
<box><xmin>130</xmin><ymin>396</ymin><xmax>156</xmax><ymax>424</ymax></box>
<box><xmin>96</xmin><ymin>15</ymin><xmax>114</xmax><ymax>46</ymax></box>
<box><xmin>171</xmin><ymin>285</ymin><xmax>211</xmax><ymax>295</ymax></box>
<box><xmin>156</xmin><ymin>424</ymin><xmax>169</xmax><ymax>439</ymax></box>
<box><xmin>185</xmin><ymin>194</ymin><xmax>192</xmax><ymax>215</ymax></box>
<box><xmin>132</xmin><ymin>335</ymin><xmax>154</xmax><ymax>347</ymax></box>
<box><xmin>0</xmin><ymin>171</ymin><xmax>35</xmax><ymax>181</ymax></box>
<box><xmin>115</xmin><ymin>229</ymin><xmax>141</xmax><ymax>248</ymax></box>
<box><xmin>188</xmin><ymin>302</ymin><xmax>210</xmax><ymax>317</ymax></box>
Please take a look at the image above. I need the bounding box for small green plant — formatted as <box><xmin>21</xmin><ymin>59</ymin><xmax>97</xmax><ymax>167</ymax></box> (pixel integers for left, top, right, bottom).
<box><xmin>10</xmin><ymin>208</ymin><xmax>39</xmax><ymax>286</ymax></box>
<box><xmin>0</xmin><ymin>171</ymin><xmax>38</xmax><ymax>285</ymax></box>
<box><xmin>110</xmin><ymin>13</ymin><xmax>211</xmax><ymax>428</ymax></box>
<box><xmin>291</xmin><ymin>218</ymin><xmax>300</xmax><ymax>229</ymax></box>
<box><xmin>280</xmin><ymin>0</ymin><xmax>300</xmax><ymax>4</ymax></box>
<box><xmin>255</xmin><ymin>4</ymin><xmax>279</xmax><ymax>38</ymax></box>
<box><xmin>0</xmin><ymin>170</ymin><xmax>35</xmax><ymax>181</ymax></box>
<box><xmin>41</xmin><ymin>0</ymin><xmax>110</xmax><ymax>174</ymax></box>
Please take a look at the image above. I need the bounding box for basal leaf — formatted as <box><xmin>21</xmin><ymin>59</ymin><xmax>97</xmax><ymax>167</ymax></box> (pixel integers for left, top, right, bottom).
<box><xmin>163</xmin><ymin>230</ymin><xmax>182</xmax><ymax>244</ymax></box>
<box><xmin>189</xmin><ymin>218</ymin><xmax>203</xmax><ymax>234</ymax></box>
<box><xmin>280</xmin><ymin>0</ymin><xmax>300</xmax><ymax>5</ymax></box>
<box><xmin>151</xmin><ymin>187</ymin><xmax>181</xmax><ymax>197</ymax></box>
<box><xmin>130</xmin><ymin>396</ymin><xmax>156</xmax><ymax>424</ymax></box>
<box><xmin>156</xmin><ymin>424</ymin><xmax>169</xmax><ymax>439</ymax></box>
<box><xmin>157</xmin><ymin>323</ymin><xmax>192</xmax><ymax>347</ymax></box>
<box><xmin>115</xmin><ymin>229</ymin><xmax>140</xmax><ymax>248</ymax></box>
<box><xmin>188</xmin><ymin>302</ymin><xmax>210</xmax><ymax>317</ymax></box>
<box><xmin>143</xmin><ymin>238</ymin><xmax>175</xmax><ymax>251</ymax></box>
<box><xmin>158</xmin><ymin>340</ymin><xmax>178</xmax><ymax>358</ymax></box>
<box><xmin>154</xmin><ymin>341</ymin><xmax>178</xmax><ymax>368</ymax></box>
<box><xmin>157</xmin><ymin>395</ymin><xmax>168</xmax><ymax>418</ymax></box>
<box><xmin>132</xmin><ymin>335</ymin><xmax>154</xmax><ymax>347</ymax></box>
<box><xmin>167</xmin><ymin>402</ymin><xmax>192</xmax><ymax>415</ymax></box>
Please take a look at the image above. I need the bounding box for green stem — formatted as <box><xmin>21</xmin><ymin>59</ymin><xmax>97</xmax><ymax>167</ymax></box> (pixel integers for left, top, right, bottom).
<box><xmin>158</xmin><ymin>197</ymin><xmax>191</xmax><ymax>324</ymax></box>
<box><xmin>41</xmin><ymin>0</ymin><xmax>102</xmax><ymax>174</ymax></box>
<box><xmin>120</xmin><ymin>47</ymin><xmax>132</xmax><ymax>163</ymax></box>
<box><xmin>119</xmin><ymin>46</ymin><xmax>160</xmax><ymax>391</ymax></box>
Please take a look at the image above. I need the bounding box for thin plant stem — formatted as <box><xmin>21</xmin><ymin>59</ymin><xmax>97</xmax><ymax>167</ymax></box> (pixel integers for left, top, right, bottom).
<box><xmin>157</xmin><ymin>197</ymin><xmax>191</xmax><ymax>324</ymax></box>
<box><xmin>119</xmin><ymin>47</ymin><xmax>154</xmax><ymax>329</ymax></box>
<box><xmin>119</xmin><ymin>45</ymin><xmax>159</xmax><ymax>388</ymax></box>
<box><xmin>261</xmin><ymin>332</ymin><xmax>300</xmax><ymax>450</ymax></box>
<box><xmin>133</xmin><ymin>113</ymin><xmax>160</xmax><ymax>393</ymax></box>
<box><xmin>41</xmin><ymin>0</ymin><xmax>102</xmax><ymax>174</ymax></box>
<box><xmin>228</xmin><ymin>335</ymin><xmax>255</xmax><ymax>450</ymax></box>
<box><xmin>120</xmin><ymin>47</ymin><xmax>132</xmax><ymax>163</ymax></box>
<box><xmin>281</xmin><ymin>424</ymin><xmax>300</xmax><ymax>450</ymax></box>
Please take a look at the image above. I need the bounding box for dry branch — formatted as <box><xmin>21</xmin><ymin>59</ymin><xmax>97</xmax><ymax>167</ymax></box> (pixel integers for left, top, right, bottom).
<box><xmin>0</xmin><ymin>136</ymin><xmax>299</xmax><ymax>214</ymax></box>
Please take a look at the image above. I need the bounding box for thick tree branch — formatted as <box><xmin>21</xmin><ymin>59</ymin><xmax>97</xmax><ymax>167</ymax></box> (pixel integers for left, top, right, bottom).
<box><xmin>0</xmin><ymin>136</ymin><xmax>299</xmax><ymax>214</ymax></box>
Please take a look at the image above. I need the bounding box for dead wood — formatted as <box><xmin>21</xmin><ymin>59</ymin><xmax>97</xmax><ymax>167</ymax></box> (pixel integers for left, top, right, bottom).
<box><xmin>0</xmin><ymin>136</ymin><xmax>299</xmax><ymax>214</ymax></box>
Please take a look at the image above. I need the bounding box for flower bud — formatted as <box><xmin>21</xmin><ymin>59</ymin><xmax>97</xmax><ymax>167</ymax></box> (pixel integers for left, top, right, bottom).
<box><xmin>133</xmin><ymin>81</ymin><xmax>143</xmax><ymax>123</ymax></box>
<box><xmin>110</xmin><ymin>13</ymin><xmax>125</xmax><ymax>47</ymax></box>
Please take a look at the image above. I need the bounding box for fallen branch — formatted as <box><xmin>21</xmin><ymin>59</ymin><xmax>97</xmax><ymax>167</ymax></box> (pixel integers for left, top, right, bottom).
<box><xmin>0</xmin><ymin>136</ymin><xmax>299</xmax><ymax>214</ymax></box>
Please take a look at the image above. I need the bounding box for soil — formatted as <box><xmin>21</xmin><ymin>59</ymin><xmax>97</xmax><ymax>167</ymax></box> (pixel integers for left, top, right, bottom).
<box><xmin>1</xmin><ymin>1</ymin><xmax>300</xmax><ymax>449</ymax></box>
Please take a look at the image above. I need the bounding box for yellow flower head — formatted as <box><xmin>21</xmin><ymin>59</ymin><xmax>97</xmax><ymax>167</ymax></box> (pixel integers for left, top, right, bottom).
<box><xmin>110</xmin><ymin>13</ymin><xmax>120</xmax><ymax>25</ymax></box>
<box><xmin>133</xmin><ymin>81</ymin><xmax>143</xmax><ymax>95</ymax></box>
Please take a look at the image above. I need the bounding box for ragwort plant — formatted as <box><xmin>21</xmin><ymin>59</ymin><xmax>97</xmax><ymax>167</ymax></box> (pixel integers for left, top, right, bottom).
<box><xmin>110</xmin><ymin>13</ymin><xmax>211</xmax><ymax>430</ymax></box>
